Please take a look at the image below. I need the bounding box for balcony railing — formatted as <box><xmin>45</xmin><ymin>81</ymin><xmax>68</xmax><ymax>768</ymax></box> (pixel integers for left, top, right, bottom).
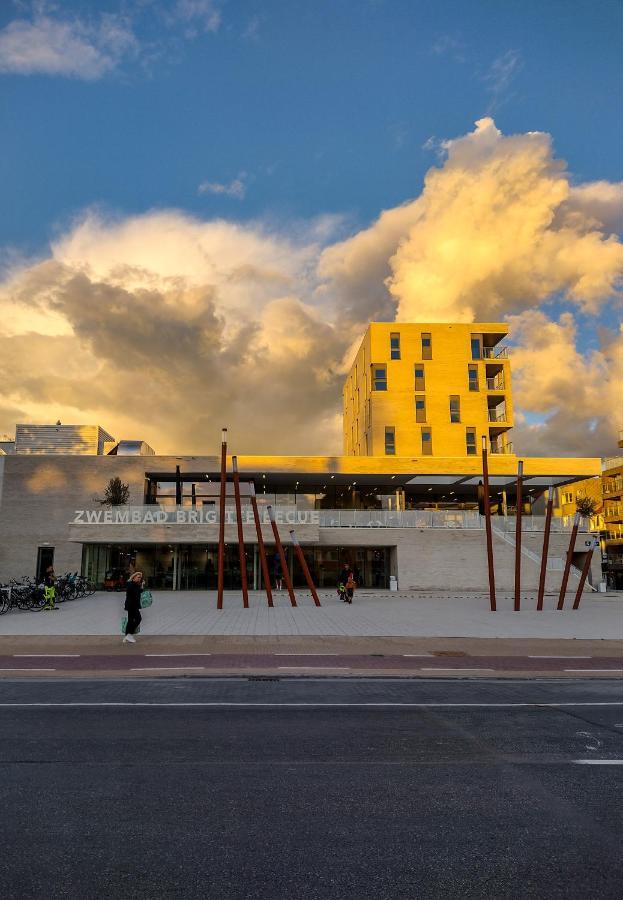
<box><xmin>490</xmin><ymin>442</ymin><xmax>514</xmax><ymax>455</ymax></box>
<box><xmin>486</xmin><ymin>376</ymin><xmax>505</xmax><ymax>391</ymax></box>
<box><xmin>483</xmin><ymin>346</ymin><xmax>509</xmax><ymax>359</ymax></box>
<box><xmin>69</xmin><ymin>506</ymin><xmax>588</xmax><ymax>532</ymax></box>
<box><xmin>488</xmin><ymin>408</ymin><xmax>507</xmax><ymax>423</ymax></box>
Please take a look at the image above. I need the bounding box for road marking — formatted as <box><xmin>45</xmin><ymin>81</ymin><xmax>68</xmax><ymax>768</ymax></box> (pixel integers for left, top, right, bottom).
<box><xmin>2</xmin><ymin>701</ymin><xmax>623</xmax><ymax>708</ymax></box>
<box><xmin>573</xmin><ymin>760</ymin><xmax>623</xmax><ymax>765</ymax></box>
<box><xmin>274</xmin><ymin>653</ymin><xmax>339</xmax><ymax>656</ymax></box>
<box><xmin>144</xmin><ymin>654</ymin><xmax>212</xmax><ymax>657</ymax></box>
<box><xmin>402</xmin><ymin>655</ymin><xmax>433</xmax><ymax>658</ymax></box>
<box><xmin>529</xmin><ymin>656</ymin><xmax>592</xmax><ymax>659</ymax></box>
<box><xmin>565</xmin><ymin>669</ymin><xmax>623</xmax><ymax>673</ymax></box>
<box><xmin>0</xmin><ymin>668</ymin><xmax>56</xmax><ymax>672</ymax></box>
<box><xmin>420</xmin><ymin>667</ymin><xmax>495</xmax><ymax>672</ymax></box>
<box><xmin>277</xmin><ymin>666</ymin><xmax>350</xmax><ymax>670</ymax></box>
<box><xmin>129</xmin><ymin>667</ymin><xmax>206</xmax><ymax>671</ymax></box>
<box><xmin>13</xmin><ymin>654</ymin><xmax>80</xmax><ymax>658</ymax></box>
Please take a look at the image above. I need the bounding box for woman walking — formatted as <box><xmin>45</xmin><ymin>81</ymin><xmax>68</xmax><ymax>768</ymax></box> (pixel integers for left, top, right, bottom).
<box><xmin>123</xmin><ymin>571</ymin><xmax>143</xmax><ymax>644</ymax></box>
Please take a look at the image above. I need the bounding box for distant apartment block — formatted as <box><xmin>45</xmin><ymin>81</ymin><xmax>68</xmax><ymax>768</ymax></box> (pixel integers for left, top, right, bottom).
<box><xmin>14</xmin><ymin>424</ymin><xmax>116</xmax><ymax>456</ymax></box>
<box><xmin>343</xmin><ymin>323</ymin><xmax>514</xmax><ymax>458</ymax></box>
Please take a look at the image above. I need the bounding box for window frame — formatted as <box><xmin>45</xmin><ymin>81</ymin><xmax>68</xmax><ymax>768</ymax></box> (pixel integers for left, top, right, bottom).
<box><xmin>415</xmin><ymin>395</ymin><xmax>426</xmax><ymax>423</ymax></box>
<box><xmin>390</xmin><ymin>332</ymin><xmax>401</xmax><ymax>360</ymax></box>
<box><xmin>384</xmin><ymin>426</ymin><xmax>396</xmax><ymax>456</ymax></box>
<box><xmin>421</xmin><ymin>332</ymin><xmax>432</xmax><ymax>360</ymax></box>
<box><xmin>421</xmin><ymin>426</ymin><xmax>433</xmax><ymax>456</ymax></box>
<box><xmin>449</xmin><ymin>395</ymin><xmax>461</xmax><ymax>423</ymax></box>
<box><xmin>371</xmin><ymin>363</ymin><xmax>388</xmax><ymax>391</ymax></box>
<box><xmin>468</xmin><ymin>364</ymin><xmax>479</xmax><ymax>392</ymax></box>
<box><xmin>414</xmin><ymin>365</ymin><xmax>425</xmax><ymax>392</ymax></box>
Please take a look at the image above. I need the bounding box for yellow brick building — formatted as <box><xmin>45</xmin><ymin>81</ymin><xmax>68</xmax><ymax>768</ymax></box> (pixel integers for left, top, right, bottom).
<box><xmin>343</xmin><ymin>323</ymin><xmax>513</xmax><ymax>458</ymax></box>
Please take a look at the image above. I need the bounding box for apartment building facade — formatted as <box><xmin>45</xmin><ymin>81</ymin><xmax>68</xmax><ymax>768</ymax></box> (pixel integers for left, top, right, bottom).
<box><xmin>343</xmin><ymin>323</ymin><xmax>513</xmax><ymax>458</ymax></box>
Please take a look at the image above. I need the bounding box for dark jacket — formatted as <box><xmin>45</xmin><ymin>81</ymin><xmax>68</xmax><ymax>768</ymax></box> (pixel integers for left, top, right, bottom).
<box><xmin>124</xmin><ymin>580</ymin><xmax>142</xmax><ymax>612</ymax></box>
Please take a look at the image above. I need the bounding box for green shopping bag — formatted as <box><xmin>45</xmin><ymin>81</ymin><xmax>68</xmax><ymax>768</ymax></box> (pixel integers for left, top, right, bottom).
<box><xmin>140</xmin><ymin>589</ymin><xmax>153</xmax><ymax>608</ymax></box>
<box><xmin>121</xmin><ymin>616</ymin><xmax>140</xmax><ymax>635</ymax></box>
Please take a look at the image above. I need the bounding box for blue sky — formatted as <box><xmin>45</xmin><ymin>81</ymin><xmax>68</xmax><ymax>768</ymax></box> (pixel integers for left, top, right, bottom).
<box><xmin>1</xmin><ymin>0</ymin><xmax>622</xmax><ymax>254</ymax></box>
<box><xmin>0</xmin><ymin>0</ymin><xmax>621</xmax><ymax>456</ymax></box>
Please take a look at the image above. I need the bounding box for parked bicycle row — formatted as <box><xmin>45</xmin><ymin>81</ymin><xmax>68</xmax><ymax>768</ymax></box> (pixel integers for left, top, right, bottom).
<box><xmin>0</xmin><ymin>572</ymin><xmax>96</xmax><ymax>614</ymax></box>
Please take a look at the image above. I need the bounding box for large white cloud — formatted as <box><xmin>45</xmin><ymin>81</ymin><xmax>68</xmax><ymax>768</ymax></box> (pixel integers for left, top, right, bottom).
<box><xmin>1</xmin><ymin>118</ymin><xmax>623</xmax><ymax>456</ymax></box>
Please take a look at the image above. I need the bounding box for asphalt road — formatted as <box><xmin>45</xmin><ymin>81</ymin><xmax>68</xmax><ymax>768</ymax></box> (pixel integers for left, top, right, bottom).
<box><xmin>1</xmin><ymin>678</ymin><xmax>623</xmax><ymax>900</ymax></box>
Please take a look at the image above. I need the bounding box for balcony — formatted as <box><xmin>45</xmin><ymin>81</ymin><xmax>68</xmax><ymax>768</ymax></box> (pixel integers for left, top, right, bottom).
<box><xmin>604</xmin><ymin>503</ymin><xmax>623</xmax><ymax>522</ymax></box>
<box><xmin>486</xmin><ymin>376</ymin><xmax>505</xmax><ymax>391</ymax></box>
<box><xmin>483</xmin><ymin>345</ymin><xmax>509</xmax><ymax>360</ymax></box>
<box><xmin>488</xmin><ymin>408</ymin><xmax>507</xmax><ymax>423</ymax></box>
<box><xmin>490</xmin><ymin>442</ymin><xmax>514</xmax><ymax>455</ymax></box>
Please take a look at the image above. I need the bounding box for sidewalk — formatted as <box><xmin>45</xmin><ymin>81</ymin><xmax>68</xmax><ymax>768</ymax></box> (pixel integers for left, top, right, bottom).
<box><xmin>1</xmin><ymin>589</ymin><xmax>622</xmax><ymax>639</ymax></box>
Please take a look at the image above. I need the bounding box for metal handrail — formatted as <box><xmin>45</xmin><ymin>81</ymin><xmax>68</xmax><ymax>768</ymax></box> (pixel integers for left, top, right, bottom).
<box><xmin>488</xmin><ymin>409</ymin><xmax>507</xmax><ymax>423</ymax></box>
<box><xmin>486</xmin><ymin>377</ymin><xmax>505</xmax><ymax>391</ymax></box>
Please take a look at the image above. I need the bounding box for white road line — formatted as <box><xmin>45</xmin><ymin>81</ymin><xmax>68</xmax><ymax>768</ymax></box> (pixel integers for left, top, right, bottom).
<box><xmin>277</xmin><ymin>666</ymin><xmax>350</xmax><ymax>670</ymax></box>
<box><xmin>573</xmin><ymin>760</ymin><xmax>623</xmax><ymax>765</ymax></box>
<box><xmin>13</xmin><ymin>654</ymin><xmax>80</xmax><ymax>658</ymax></box>
<box><xmin>565</xmin><ymin>669</ymin><xmax>623</xmax><ymax>673</ymax></box>
<box><xmin>1</xmin><ymin>701</ymin><xmax>623</xmax><ymax>708</ymax></box>
<box><xmin>144</xmin><ymin>654</ymin><xmax>212</xmax><ymax>657</ymax></box>
<box><xmin>274</xmin><ymin>653</ymin><xmax>339</xmax><ymax>656</ymax></box>
<box><xmin>129</xmin><ymin>666</ymin><xmax>206</xmax><ymax>671</ymax></box>
<box><xmin>420</xmin><ymin>667</ymin><xmax>495</xmax><ymax>672</ymax></box>
<box><xmin>529</xmin><ymin>656</ymin><xmax>592</xmax><ymax>659</ymax></box>
<box><xmin>0</xmin><ymin>668</ymin><xmax>56</xmax><ymax>672</ymax></box>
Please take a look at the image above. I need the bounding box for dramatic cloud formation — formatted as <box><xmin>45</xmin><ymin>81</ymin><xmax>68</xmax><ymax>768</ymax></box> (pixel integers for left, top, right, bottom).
<box><xmin>1</xmin><ymin>118</ymin><xmax>622</xmax><ymax>456</ymax></box>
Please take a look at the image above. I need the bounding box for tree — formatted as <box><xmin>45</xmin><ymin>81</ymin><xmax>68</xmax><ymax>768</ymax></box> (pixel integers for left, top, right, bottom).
<box><xmin>576</xmin><ymin>495</ymin><xmax>600</xmax><ymax>519</ymax></box>
<box><xmin>100</xmin><ymin>477</ymin><xmax>130</xmax><ymax>507</ymax></box>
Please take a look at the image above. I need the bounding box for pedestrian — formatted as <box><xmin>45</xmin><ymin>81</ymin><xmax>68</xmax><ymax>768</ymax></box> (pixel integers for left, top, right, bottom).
<box><xmin>345</xmin><ymin>570</ymin><xmax>356</xmax><ymax>604</ymax></box>
<box><xmin>273</xmin><ymin>552</ymin><xmax>284</xmax><ymax>590</ymax></box>
<box><xmin>123</xmin><ymin>571</ymin><xmax>144</xmax><ymax>644</ymax></box>
<box><xmin>43</xmin><ymin>564</ymin><xmax>58</xmax><ymax>611</ymax></box>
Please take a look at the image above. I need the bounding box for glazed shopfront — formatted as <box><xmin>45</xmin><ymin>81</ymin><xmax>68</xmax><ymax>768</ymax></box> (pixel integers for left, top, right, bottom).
<box><xmin>82</xmin><ymin>542</ymin><xmax>390</xmax><ymax>591</ymax></box>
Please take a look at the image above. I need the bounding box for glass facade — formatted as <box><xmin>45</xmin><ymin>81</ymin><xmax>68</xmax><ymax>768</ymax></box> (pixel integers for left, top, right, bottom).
<box><xmin>82</xmin><ymin>544</ymin><xmax>391</xmax><ymax>591</ymax></box>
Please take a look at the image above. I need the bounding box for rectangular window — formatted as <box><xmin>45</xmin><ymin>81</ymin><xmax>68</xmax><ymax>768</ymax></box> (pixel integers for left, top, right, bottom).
<box><xmin>450</xmin><ymin>395</ymin><xmax>461</xmax><ymax>423</ymax></box>
<box><xmin>385</xmin><ymin>426</ymin><xmax>396</xmax><ymax>456</ymax></box>
<box><xmin>390</xmin><ymin>332</ymin><xmax>401</xmax><ymax>360</ymax></box>
<box><xmin>466</xmin><ymin>427</ymin><xmax>477</xmax><ymax>456</ymax></box>
<box><xmin>414</xmin><ymin>365</ymin><xmax>425</xmax><ymax>391</ymax></box>
<box><xmin>421</xmin><ymin>427</ymin><xmax>432</xmax><ymax>456</ymax></box>
<box><xmin>372</xmin><ymin>364</ymin><xmax>387</xmax><ymax>391</ymax></box>
<box><xmin>468</xmin><ymin>365</ymin><xmax>479</xmax><ymax>392</ymax></box>
<box><xmin>421</xmin><ymin>332</ymin><xmax>432</xmax><ymax>360</ymax></box>
<box><xmin>471</xmin><ymin>336</ymin><xmax>482</xmax><ymax>360</ymax></box>
<box><xmin>415</xmin><ymin>395</ymin><xmax>426</xmax><ymax>423</ymax></box>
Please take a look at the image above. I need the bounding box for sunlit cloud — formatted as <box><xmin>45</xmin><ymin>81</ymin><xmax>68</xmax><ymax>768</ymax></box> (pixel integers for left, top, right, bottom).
<box><xmin>198</xmin><ymin>173</ymin><xmax>248</xmax><ymax>200</ymax></box>
<box><xmin>1</xmin><ymin>118</ymin><xmax>622</xmax><ymax>456</ymax></box>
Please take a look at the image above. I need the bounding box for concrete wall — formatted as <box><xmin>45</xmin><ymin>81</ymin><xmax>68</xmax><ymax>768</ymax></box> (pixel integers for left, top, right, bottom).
<box><xmin>0</xmin><ymin>454</ymin><xmax>600</xmax><ymax>595</ymax></box>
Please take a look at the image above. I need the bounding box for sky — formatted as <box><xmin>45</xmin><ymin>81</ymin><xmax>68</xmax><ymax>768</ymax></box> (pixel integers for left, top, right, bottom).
<box><xmin>0</xmin><ymin>0</ymin><xmax>622</xmax><ymax>456</ymax></box>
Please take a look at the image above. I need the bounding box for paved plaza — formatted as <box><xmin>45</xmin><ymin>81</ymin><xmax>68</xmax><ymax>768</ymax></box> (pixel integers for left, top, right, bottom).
<box><xmin>1</xmin><ymin>588</ymin><xmax>622</xmax><ymax>639</ymax></box>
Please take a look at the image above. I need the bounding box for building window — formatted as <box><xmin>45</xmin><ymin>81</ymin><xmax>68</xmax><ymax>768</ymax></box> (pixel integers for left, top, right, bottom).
<box><xmin>466</xmin><ymin>428</ymin><xmax>477</xmax><ymax>456</ymax></box>
<box><xmin>421</xmin><ymin>427</ymin><xmax>432</xmax><ymax>455</ymax></box>
<box><xmin>372</xmin><ymin>364</ymin><xmax>387</xmax><ymax>391</ymax></box>
<box><xmin>468</xmin><ymin>365</ymin><xmax>479</xmax><ymax>392</ymax></box>
<box><xmin>450</xmin><ymin>395</ymin><xmax>461</xmax><ymax>423</ymax></box>
<box><xmin>385</xmin><ymin>426</ymin><xmax>396</xmax><ymax>455</ymax></box>
<box><xmin>415</xmin><ymin>396</ymin><xmax>426</xmax><ymax>423</ymax></box>
<box><xmin>390</xmin><ymin>332</ymin><xmax>401</xmax><ymax>360</ymax></box>
<box><xmin>471</xmin><ymin>336</ymin><xmax>482</xmax><ymax>360</ymax></box>
<box><xmin>421</xmin><ymin>333</ymin><xmax>432</xmax><ymax>360</ymax></box>
<box><xmin>414</xmin><ymin>365</ymin><xmax>425</xmax><ymax>391</ymax></box>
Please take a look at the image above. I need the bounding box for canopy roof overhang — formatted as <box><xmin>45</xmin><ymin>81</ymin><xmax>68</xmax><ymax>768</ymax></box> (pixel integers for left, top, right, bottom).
<box><xmin>145</xmin><ymin>455</ymin><xmax>600</xmax><ymax>493</ymax></box>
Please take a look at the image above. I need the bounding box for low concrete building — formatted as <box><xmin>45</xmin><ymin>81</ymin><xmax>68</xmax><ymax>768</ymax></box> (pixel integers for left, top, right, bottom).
<box><xmin>0</xmin><ymin>452</ymin><xmax>601</xmax><ymax>593</ymax></box>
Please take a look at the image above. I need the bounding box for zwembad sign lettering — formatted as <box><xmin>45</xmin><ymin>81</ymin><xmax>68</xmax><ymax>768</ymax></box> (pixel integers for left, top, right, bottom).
<box><xmin>72</xmin><ymin>508</ymin><xmax>320</xmax><ymax>526</ymax></box>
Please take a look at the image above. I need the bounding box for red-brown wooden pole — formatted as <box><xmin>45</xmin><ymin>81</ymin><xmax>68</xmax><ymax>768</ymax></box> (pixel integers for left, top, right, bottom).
<box><xmin>514</xmin><ymin>459</ymin><xmax>524</xmax><ymax>612</ymax></box>
<box><xmin>267</xmin><ymin>505</ymin><xmax>296</xmax><ymax>607</ymax></box>
<box><xmin>557</xmin><ymin>512</ymin><xmax>580</xmax><ymax>610</ymax></box>
<box><xmin>536</xmin><ymin>483</ymin><xmax>554</xmax><ymax>611</ymax></box>
<box><xmin>572</xmin><ymin>546</ymin><xmax>594</xmax><ymax>610</ymax></box>
<box><xmin>217</xmin><ymin>428</ymin><xmax>227</xmax><ymax>610</ymax></box>
<box><xmin>231</xmin><ymin>456</ymin><xmax>249</xmax><ymax>608</ymax></box>
<box><xmin>290</xmin><ymin>529</ymin><xmax>321</xmax><ymax>606</ymax></box>
<box><xmin>481</xmin><ymin>436</ymin><xmax>496</xmax><ymax>612</ymax></box>
<box><xmin>250</xmin><ymin>487</ymin><xmax>273</xmax><ymax>607</ymax></box>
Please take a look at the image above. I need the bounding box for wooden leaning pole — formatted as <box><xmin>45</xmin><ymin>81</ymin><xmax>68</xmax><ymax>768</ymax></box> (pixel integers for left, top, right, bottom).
<box><xmin>290</xmin><ymin>529</ymin><xmax>321</xmax><ymax>607</ymax></box>
<box><xmin>249</xmin><ymin>485</ymin><xmax>273</xmax><ymax>608</ymax></box>
<box><xmin>481</xmin><ymin>436</ymin><xmax>496</xmax><ymax>612</ymax></box>
<box><xmin>557</xmin><ymin>512</ymin><xmax>581</xmax><ymax>610</ymax></box>
<box><xmin>536</xmin><ymin>482</ymin><xmax>554</xmax><ymax>611</ymax></box>
<box><xmin>514</xmin><ymin>460</ymin><xmax>524</xmax><ymax>612</ymax></box>
<box><xmin>231</xmin><ymin>456</ymin><xmax>249</xmax><ymax>608</ymax></box>
<box><xmin>217</xmin><ymin>428</ymin><xmax>227</xmax><ymax>610</ymax></box>
<box><xmin>267</xmin><ymin>505</ymin><xmax>297</xmax><ymax>607</ymax></box>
